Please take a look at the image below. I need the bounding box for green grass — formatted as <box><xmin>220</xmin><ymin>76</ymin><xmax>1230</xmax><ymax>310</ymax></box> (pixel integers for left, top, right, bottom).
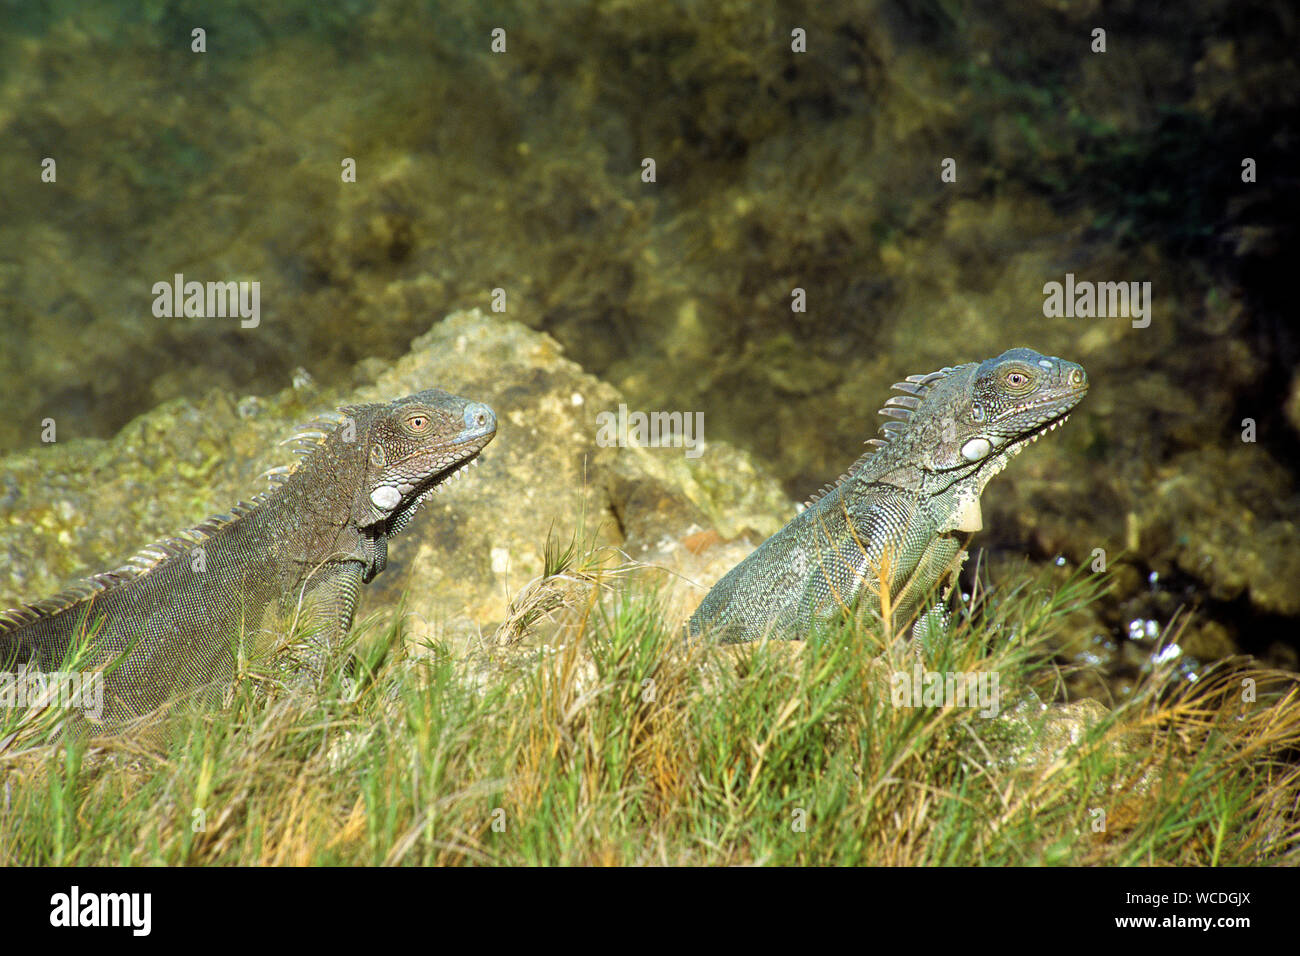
<box><xmin>2</xmin><ymin>549</ymin><xmax>1298</xmax><ymax>866</ymax></box>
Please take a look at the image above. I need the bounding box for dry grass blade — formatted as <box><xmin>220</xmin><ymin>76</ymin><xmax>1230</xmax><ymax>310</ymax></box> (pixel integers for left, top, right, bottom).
<box><xmin>491</xmin><ymin>526</ymin><xmax>637</xmax><ymax>646</ymax></box>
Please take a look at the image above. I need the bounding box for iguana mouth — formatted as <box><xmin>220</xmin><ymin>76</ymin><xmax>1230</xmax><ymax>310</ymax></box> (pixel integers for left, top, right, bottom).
<box><xmin>391</xmin><ymin>437</ymin><xmax>489</xmax><ymax>502</ymax></box>
<box><xmin>1017</xmin><ymin>410</ymin><xmax>1073</xmax><ymax>446</ymax></box>
<box><xmin>1000</xmin><ymin>384</ymin><xmax>1087</xmax><ymax>450</ymax></box>
<box><xmin>393</xmin><ymin>447</ymin><xmax>486</xmax><ymax>521</ymax></box>
<box><xmin>428</xmin><ymin>449</ymin><xmax>484</xmax><ymax>493</ymax></box>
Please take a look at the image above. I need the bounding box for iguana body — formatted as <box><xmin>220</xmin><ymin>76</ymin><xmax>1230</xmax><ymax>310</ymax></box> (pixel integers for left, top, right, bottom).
<box><xmin>689</xmin><ymin>348</ymin><xmax>1088</xmax><ymax>642</ymax></box>
<box><xmin>0</xmin><ymin>388</ymin><xmax>495</xmax><ymax>722</ymax></box>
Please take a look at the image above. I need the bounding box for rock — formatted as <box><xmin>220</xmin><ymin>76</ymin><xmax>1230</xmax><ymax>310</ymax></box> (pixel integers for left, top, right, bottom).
<box><xmin>985</xmin><ymin>691</ymin><xmax>1135</xmax><ymax>776</ymax></box>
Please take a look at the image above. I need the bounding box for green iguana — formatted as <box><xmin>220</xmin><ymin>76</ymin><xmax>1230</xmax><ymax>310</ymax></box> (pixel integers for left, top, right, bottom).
<box><xmin>688</xmin><ymin>348</ymin><xmax>1088</xmax><ymax>643</ymax></box>
<box><xmin>0</xmin><ymin>388</ymin><xmax>496</xmax><ymax>724</ymax></box>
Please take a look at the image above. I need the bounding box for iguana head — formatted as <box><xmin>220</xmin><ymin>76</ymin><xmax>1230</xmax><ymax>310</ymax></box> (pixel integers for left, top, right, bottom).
<box><xmin>353</xmin><ymin>388</ymin><xmax>497</xmax><ymax>536</ymax></box>
<box><xmin>940</xmin><ymin>346</ymin><xmax>1087</xmax><ymax>474</ymax></box>
<box><xmin>869</xmin><ymin>348</ymin><xmax>1087</xmax><ymax>515</ymax></box>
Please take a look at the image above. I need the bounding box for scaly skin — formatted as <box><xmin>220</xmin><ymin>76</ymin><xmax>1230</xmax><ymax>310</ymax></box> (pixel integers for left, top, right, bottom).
<box><xmin>688</xmin><ymin>348</ymin><xmax>1088</xmax><ymax>642</ymax></box>
<box><xmin>0</xmin><ymin>388</ymin><xmax>496</xmax><ymax>722</ymax></box>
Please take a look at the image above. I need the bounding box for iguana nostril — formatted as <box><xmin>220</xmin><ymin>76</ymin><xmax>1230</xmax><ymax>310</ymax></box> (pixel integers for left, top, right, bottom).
<box><xmin>463</xmin><ymin>403</ymin><xmax>496</xmax><ymax>432</ymax></box>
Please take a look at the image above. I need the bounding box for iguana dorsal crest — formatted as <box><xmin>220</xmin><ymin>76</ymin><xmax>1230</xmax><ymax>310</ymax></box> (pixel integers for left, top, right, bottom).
<box><xmin>803</xmin><ymin>365</ymin><xmax>957</xmax><ymax>507</ymax></box>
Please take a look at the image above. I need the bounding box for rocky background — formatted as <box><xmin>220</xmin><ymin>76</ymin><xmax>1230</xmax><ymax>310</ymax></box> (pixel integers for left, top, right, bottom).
<box><xmin>0</xmin><ymin>0</ymin><xmax>1296</xmax><ymax>695</ymax></box>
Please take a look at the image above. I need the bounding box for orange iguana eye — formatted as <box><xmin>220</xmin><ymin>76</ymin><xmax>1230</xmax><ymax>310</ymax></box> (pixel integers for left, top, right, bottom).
<box><xmin>1006</xmin><ymin>371</ymin><xmax>1029</xmax><ymax>388</ymax></box>
<box><xmin>407</xmin><ymin>415</ymin><xmax>428</xmax><ymax>431</ymax></box>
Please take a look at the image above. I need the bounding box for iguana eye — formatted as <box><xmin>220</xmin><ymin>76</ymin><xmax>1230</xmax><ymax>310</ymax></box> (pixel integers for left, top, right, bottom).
<box><xmin>1006</xmin><ymin>371</ymin><xmax>1029</xmax><ymax>388</ymax></box>
<box><xmin>407</xmin><ymin>415</ymin><xmax>429</xmax><ymax>432</ymax></box>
